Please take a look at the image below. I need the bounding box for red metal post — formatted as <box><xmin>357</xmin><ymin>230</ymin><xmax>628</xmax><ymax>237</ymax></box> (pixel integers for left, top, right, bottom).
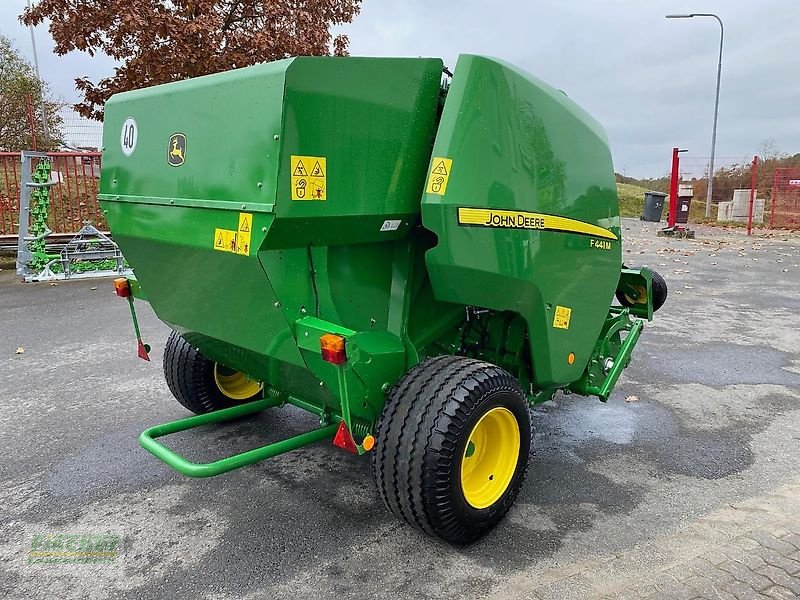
<box><xmin>88</xmin><ymin>158</ymin><xmax>101</xmax><ymax>226</ymax></box>
<box><xmin>26</xmin><ymin>94</ymin><xmax>37</xmax><ymax>151</ymax></box>
<box><xmin>747</xmin><ymin>156</ymin><xmax>758</xmax><ymax>235</ymax></box>
<box><xmin>11</xmin><ymin>152</ymin><xmax>20</xmax><ymax>235</ymax></box>
<box><xmin>0</xmin><ymin>154</ymin><xmax>12</xmax><ymax>235</ymax></box>
<box><xmin>769</xmin><ymin>169</ymin><xmax>779</xmax><ymax>229</ymax></box>
<box><xmin>64</xmin><ymin>154</ymin><xmax>76</xmax><ymax>229</ymax></box>
<box><xmin>668</xmin><ymin>147</ymin><xmax>680</xmax><ymax>228</ymax></box>
<box><xmin>0</xmin><ymin>152</ymin><xmax>20</xmax><ymax>235</ymax></box>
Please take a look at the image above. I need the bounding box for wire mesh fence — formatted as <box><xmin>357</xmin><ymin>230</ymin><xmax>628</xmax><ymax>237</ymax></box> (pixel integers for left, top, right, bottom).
<box><xmin>58</xmin><ymin>106</ymin><xmax>102</xmax><ymax>150</ymax></box>
<box><xmin>0</xmin><ymin>98</ymin><xmax>105</xmax><ymax>236</ymax></box>
<box><xmin>0</xmin><ymin>92</ymin><xmax>102</xmax><ymax>152</ymax></box>
<box><xmin>770</xmin><ymin>168</ymin><xmax>800</xmax><ymax>229</ymax></box>
<box><xmin>0</xmin><ymin>151</ymin><xmax>105</xmax><ymax>236</ymax></box>
<box><xmin>677</xmin><ymin>155</ymin><xmax>758</xmax><ymax>204</ymax></box>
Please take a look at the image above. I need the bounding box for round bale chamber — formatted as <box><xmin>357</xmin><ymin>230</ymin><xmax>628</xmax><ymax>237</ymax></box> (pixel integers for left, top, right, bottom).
<box><xmin>100</xmin><ymin>57</ymin><xmax>446</xmax><ymax>421</ymax></box>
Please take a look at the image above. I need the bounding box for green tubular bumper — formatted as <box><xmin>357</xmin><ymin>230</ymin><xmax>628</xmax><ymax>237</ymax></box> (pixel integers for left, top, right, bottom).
<box><xmin>139</xmin><ymin>398</ymin><xmax>339</xmax><ymax>477</ymax></box>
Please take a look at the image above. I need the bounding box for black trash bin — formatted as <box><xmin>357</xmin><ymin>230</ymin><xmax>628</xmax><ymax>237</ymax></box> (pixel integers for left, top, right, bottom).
<box><xmin>641</xmin><ymin>191</ymin><xmax>667</xmax><ymax>222</ymax></box>
<box><xmin>675</xmin><ymin>195</ymin><xmax>692</xmax><ymax>224</ymax></box>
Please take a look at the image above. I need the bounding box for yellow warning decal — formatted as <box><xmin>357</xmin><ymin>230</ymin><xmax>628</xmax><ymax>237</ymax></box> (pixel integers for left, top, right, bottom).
<box><xmin>553</xmin><ymin>305</ymin><xmax>572</xmax><ymax>330</ymax></box>
<box><xmin>457</xmin><ymin>207</ymin><xmax>618</xmax><ymax>241</ymax></box>
<box><xmin>213</xmin><ymin>212</ymin><xmax>254</xmax><ymax>256</ymax></box>
<box><xmin>426</xmin><ymin>157</ymin><xmax>452</xmax><ymax>195</ymax></box>
<box><xmin>238</xmin><ymin>212</ymin><xmax>252</xmax><ymax>233</ymax></box>
<box><xmin>214</xmin><ymin>228</ymin><xmax>238</xmax><ymax>254</ymax></box>
<box><xmin>291</xmin><ymin>155</ymin><xmax>326</xmax><ymax>201</ymax></box>
<box><xmin>236</xmin><ymin>212</ymin><xmax>252</xmax><ymax>256</ymax></box>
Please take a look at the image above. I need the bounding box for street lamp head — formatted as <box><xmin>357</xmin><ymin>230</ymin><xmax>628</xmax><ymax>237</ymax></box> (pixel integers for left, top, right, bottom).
<box><xmin>666</xmin><ymin>14</ymin><xmax>695</xmax><ymax>18</ymax></box>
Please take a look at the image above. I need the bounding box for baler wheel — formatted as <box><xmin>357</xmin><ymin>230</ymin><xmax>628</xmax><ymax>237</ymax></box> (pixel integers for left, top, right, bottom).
<box><xmin>163</xmin><ymin>331</ymin><xmax>263</xmax><ymax>414</ymax></box>
<box><xmin>373</xmin><ymin>356</ymin><xmax>531</xmax><ymax>544</ymax></box>
<box><xmin>616</xmin><ymin>270</ymin><xmax>668</xmax><ymax>313</ymax></box>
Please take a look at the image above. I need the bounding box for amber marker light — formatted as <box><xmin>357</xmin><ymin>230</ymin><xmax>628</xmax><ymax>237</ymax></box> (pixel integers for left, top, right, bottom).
<box><xmin>113</xmin><ymin>277</ymin><xmax>131</xmax><ymax>298</ymax></box>
<box><xmin>320</xmin><ymin>333</ymin><xmax>347</xmax><ymax>365</ymax></box>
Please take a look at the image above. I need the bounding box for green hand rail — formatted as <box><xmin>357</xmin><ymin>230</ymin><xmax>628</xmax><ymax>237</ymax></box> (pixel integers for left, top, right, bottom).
<box><xmin>139</xmin><ymin>397</ymin><xmax>339</xmax><ymax>477</ymax></box>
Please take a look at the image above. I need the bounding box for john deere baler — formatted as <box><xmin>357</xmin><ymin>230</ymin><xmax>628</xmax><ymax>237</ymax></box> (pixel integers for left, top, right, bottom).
<box><xmin>100</xmin><ymin>54</ymin><xmax>666</xmax><ymax>544</ymax></box>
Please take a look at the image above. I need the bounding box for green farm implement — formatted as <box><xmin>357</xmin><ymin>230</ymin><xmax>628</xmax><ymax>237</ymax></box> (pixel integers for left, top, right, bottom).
<box><xmin>101</xmin><ymin>54</ymin><xmax>666</xmax><ymax>544</ymax></box>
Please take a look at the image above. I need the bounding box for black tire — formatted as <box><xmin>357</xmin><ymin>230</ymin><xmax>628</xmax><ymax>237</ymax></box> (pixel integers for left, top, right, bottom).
<box><xmin>162</xmin><ymin>330</ymin><xmax>262</xmax><ymax>414</ymax></box>
<box><xmin>616</xmin><ymin>269</ymin><xmax>668</xmax><ymax>313</ymax></box>
<box><xmin>373</xmin><ymin>356</ymin><xmax>531</xmax><ymax>544</ymax></box>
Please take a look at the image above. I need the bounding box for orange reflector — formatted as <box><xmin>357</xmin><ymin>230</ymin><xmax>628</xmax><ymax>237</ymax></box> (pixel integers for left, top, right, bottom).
<box><xmin>320</xmin><ymin>333</ymin><xmax>347</xmax><ymax>365</ymax></box>
<box><xmin>113</xmin><ymin>277</ymin><xmax>131</xmax><ymax>298</ymax></box>
<box><xmin>361</xmin><ymin>435</ymin><xmax>376</xmax><ymax>452</ymax></box>
<box><xmin>332</xmin><ymin>420</ymin><xmax>358</xmax><ymax>453</ymax></box>
<box><xmin>567</xmin><ymin>352</ymin><xmax>575</xmax><ymax>365</ymax></box>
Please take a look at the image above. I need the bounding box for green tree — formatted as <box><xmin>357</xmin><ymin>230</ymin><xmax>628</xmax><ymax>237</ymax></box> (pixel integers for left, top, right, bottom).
<box><xmin>0</xmin><ymin>34</ymin><xmax>63</xmax><ymax>151</ymax></box>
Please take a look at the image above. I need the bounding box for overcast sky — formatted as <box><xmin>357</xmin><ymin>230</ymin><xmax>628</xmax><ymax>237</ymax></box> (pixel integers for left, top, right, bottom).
<box><xmin>2</xmin><ymin>0</ymin><xmax>798</xmax><ymax>176</ymax></box>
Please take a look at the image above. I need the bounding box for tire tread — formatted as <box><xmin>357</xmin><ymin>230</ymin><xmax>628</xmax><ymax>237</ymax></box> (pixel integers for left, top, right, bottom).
<box><xmin>373</xmin><ymin>355</ymin><xmax>531</xmax><ymax>544</ymax></box>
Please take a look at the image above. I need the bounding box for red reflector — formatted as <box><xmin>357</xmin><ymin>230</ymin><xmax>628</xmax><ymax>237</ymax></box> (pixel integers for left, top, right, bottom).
<box><xmin>113</xmin><ymin>277</ymin><xmax>131</xmax><ymax>298</ymax></box>
<box><xmin>320</xmin><ymin>333</ymin><xmax>347</xmax><ymax>365</ymax></box>
<box><xmin>321</xmin><ymin>347</ymin><xmax>347</xmax><ymax>364</ymax></box>
<box><xmin>332</xmin><ymin>420</ymin><xmax>357</xmax><ymax>453</ymax></box>
<box><xmin>137</xmin><ymin>340</ymin><xmax>151</xmax><ymax>362</ymax></box>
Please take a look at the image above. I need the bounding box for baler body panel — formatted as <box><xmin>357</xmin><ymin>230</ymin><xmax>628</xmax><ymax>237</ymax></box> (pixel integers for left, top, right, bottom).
<box><xmin>101</xmin><ymin>59</ymin><xmax>288</xmax><ymax>208</ymax></box>
<box><xmin>101</xmin><ymin>53</ymin><xmax>653</xmax><ymax>474</ymax></box>
<box><xmin>100</xmin><ymin>57</ymin><xmax>444</xmax><ymax>419</ymax></box>
<box><xmin>421</xmin><ymin>55</ymin><xmax>622</xmax><ymax>387</ymax></box>
<box><xmin>269</xmin><ymin>57</ymin><xmax>443</xmax><ymax>248</ymax></box>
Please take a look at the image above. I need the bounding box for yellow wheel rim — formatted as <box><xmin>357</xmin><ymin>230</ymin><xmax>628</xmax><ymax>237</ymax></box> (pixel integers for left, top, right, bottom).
<box><xmin>625</xmin><ymin>284</ymin><xmax>648</xmax><ymax>305</ymax></box>
<box><xmin>213</xmin><ymin>364</ymin><xmax>263</xmax><ymax>400</ymax></box>
<box><xmin>460</xmin><ymin>407</ymin><xmax>521</xmax><ymax>509</ymax></box>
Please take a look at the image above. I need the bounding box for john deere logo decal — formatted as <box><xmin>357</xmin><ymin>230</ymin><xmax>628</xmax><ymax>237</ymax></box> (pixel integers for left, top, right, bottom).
<box><xmin>457</xmin><ymin>207</ymin><xmax>618</xmax><ymax>240</ymax></box>
<box><xmin>167</xmin><ymin>133</ymin><xmax>186</xmax><ymax>167</ymax></box>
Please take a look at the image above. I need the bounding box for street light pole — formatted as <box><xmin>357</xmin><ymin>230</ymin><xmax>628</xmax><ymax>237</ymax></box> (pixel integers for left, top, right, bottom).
<box><xmin>26</xmin><ymin>0</ymin><xmax>50</xmax><ymax>148</ymax></box>
<box><xmin>666</xmin><ymin>13</ymin><xmax>724</xmax><ymax>219</ymax></box>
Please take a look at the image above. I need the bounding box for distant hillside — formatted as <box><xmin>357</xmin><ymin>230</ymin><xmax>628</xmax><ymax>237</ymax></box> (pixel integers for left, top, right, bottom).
<box><xmin>615</xmin><ymin>181</ymin><xmax>708</xmax><ymax>221</ymax></box>
<box><xmin>617</xmin><ymin>173</ymin><xmax>669</xmax><ymax>195</ymax></box>
<box><xmin>616</xmin><ymin>182</ymin><xmax>652</xmax><ymax>217</ymax></box>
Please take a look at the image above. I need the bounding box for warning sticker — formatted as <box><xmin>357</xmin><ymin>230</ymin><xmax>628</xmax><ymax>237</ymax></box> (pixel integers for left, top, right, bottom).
<box><xmin>553</xmin><ymin>305</ymin><xmax>572</xmax><ymax>330</ymax></box>
<box><xmin>235</xmin><ymin>232</ymin><xmax>251</xmax><ymax>255</ymax></box>
<box><xmin>236</xmin><ymin>212</ymin><xmax>252</xmax><ymax>255</ymax></box>
<box><xmin>214</xmin><ymin>228</ymin><xmax>238</xmax><ymax>254</ymax></box>
<box><xmin>238</xmin><ymin>212</ymin><xmax>252</xmax><ymax>233</ymax></box>
<box><xmin>425</xmin><ymin>157</ymin><xmax>453</xmax><ymax>196</ymax></box>
<box><xmin>213</xmin><ymin>212</ymin><xmax>254</xmax><ymax>256</ymax></box>
<box><xmin>291</xmin><ymin>155</ymin><xmax>326</xmax><ymax>200</ymax></box>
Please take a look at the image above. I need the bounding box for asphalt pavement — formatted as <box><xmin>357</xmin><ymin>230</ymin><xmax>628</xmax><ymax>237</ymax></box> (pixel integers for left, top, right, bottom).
<box><xmin>1</xmin><ymin>218</ymin><xmax>799</xmax><ymax>599</ymax></box>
